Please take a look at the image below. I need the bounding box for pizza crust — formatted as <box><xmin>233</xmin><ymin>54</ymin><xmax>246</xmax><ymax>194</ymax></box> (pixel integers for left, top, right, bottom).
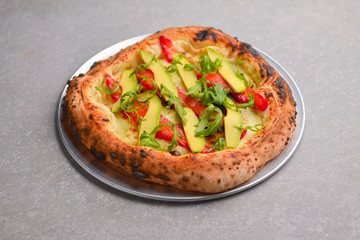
<box><xmin>64</xmin><ymin>26</ymin><xmax>296</xmax><ymax>193</ymax></box>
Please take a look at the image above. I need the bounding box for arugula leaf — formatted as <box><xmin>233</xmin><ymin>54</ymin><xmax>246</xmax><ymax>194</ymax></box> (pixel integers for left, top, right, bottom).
<box><xmin>185</xmin><ymin>55</ymin><xmax>224</xmax><ymax>106</ymax></box>
<box><xmin>116</xmin><ymin>91</ymin><xmax>148</xmax><ymax>124</ymax></box>
<box><xmin>187</xmin><ymin>82</ymin><xmax>202</xmax><ymax>97</ymax></box>
<box><xmin>235</xmin><ymin>71</ymin><xmax>250</xmax><ymax>88</ymax></box>
<box><xmin>164</xmin><ymin>122</ymin><xmax>183</xmax><ymax>152</ymax></box>
<box><xmin>224</xmin><ymin>93</ymin><xmax>255</xmax><ymax>111</ymax></box>
<box><xmin>95</xmin><ymin>75</ymin><xmax>122</xmax><ymax>95</ymax></box>
<box><xmin>139</xmin><ymin>123</ymin><xmax>183</xmax><ymax>152</ymax></box>
<box><xmin>234</xmin><ymin>123</ymin><xmax>264</xmax><ymax>133</ymax></box>
<box><xmin>138</xmin><ymin>78</ymin><xmax>159</xmax><ymax>102</ymax></box>
<box><xmin>187</xmin><ymin>76</ymin><xmax>212</xmax><ymax>106</ymax></box>
<box><xmin>195</xmin><ymin>104</ymin><xmax>223</xmax><ymax>137</ymax></box>
<box><xmin>209</xmin><ymin>83</ymin><xmax>229</xmax><ymax>105</ymax></box>
<box><xmin>199</xmin><ymin>55</ymin><xmax>222</xmax><ymax>74</ymax></box>
<box><xmin>208</xmin><ymin>137</ymin><xmax>226</xmax><ymax>152</ymax></box>
<box><xmin>235</xmin><ymin>93</ymin><xmax>255</xmax><ymax>110</ymax></box>
<box><xmin>184</xmin><ymin>55</ymin><xmax>222</xmax><ymax>75</ymax></box>
<box><xmin>139</xmin><ymin>130</ymin><xmax>165</xmax><ymax>151</ymax></box>
<box><xmin>129</xmin><ymin>55</ymin><xmax>157</xmax><ymax>77</ymax></box>
<box><xmin>117</xmin><ymin>91</ymin><xmax>139</xmax><ymax>110</ymax></box>
<box><xmin>160</xmin><ymin>84</ymin><xmax>187</xmax><ymax>124</ymax></box>
<box><xmin>166</xmin><ymin>55</ymin><xmax>183</xmax><ymax>75</ymax></box>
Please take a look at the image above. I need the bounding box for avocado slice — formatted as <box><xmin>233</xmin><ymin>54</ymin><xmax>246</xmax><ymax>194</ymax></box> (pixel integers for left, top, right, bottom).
<box><xmin>173</xmin><ymin>53</ymin><xmax>198</xmax><ymax>91</ymax></box>
<box><xmin>181</xmin><ymin>108</ymin><xmax>205</xmax><ymax>153</ymax></box>
<box><xmin>206</xmin><ymin>47</ymin><xmax>246</xmax><ymax>93</ymax></box>
<box><xmin>224</xmin><ymin>97</ymin><xmax>243</xmax><ymax>148</ymax></box>
<box><xmin>139</xmin><ymin>50</ymin><xmax>178</xmax><ymax>99</ymax></box>
<box><xmin>112</xmin><ymin>70</ymin><xmax>138</xmax><ymax>112</ymax></box>
<box><xmin>138</xmin><ymin>95</ymin><xmax>161</xmax><ymax>144</ymax></box>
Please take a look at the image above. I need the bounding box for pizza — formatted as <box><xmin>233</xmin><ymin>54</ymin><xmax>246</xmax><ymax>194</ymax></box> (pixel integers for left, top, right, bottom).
<box><xmin>64</xmin><ymin>26</ymin><xmax>296</xmax><ymax>193</ymax></box>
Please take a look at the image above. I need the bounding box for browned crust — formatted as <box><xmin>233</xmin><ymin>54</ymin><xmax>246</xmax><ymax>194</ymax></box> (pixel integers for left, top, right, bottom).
<box><xmin>64</xmin><ymin>26</ymin><xmax>296</xmax><ymax>193</ymax></box>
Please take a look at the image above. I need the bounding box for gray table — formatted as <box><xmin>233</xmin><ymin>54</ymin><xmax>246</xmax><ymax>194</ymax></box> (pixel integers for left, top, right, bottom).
<box><xmin>1</xmin><ymin>0</ymin><xmax>359</xmax><ymax>239</ymax></box>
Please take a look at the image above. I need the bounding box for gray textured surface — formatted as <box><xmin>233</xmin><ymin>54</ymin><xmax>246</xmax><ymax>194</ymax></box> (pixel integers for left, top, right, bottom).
<box><xmin>1</xmin><ymin>0</ymin><xmax>359</xmax><ymax>239</ymax></box>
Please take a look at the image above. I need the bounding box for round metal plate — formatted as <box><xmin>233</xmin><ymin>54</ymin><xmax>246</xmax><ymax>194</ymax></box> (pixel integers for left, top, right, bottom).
<box><xmin>57</xmin><ymin>34</ymin><xmax>305</xmax><ymax>202</ymax></box>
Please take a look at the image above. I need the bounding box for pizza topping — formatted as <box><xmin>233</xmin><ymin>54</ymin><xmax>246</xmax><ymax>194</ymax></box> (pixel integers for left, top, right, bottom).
<box><xmin>126</xmin><ymin>103</ymin><xmax>189</xmax><ymax>150</ymax></box>
<box><xmin>96</xmin><ymin>74</ymin><xmax>122</xmax><ymax>102</ymax></box>
<box><xmin>185</xmin><ymin>55</ymin><xmax>222</xmax><ymax>106</ymax></box>
<box><xmin>224</xmin><ymin>97</ymin><xmax>243</xmax><ymax>148</ymax></box>
<box><xmin>136</xmin><ymin>69</ymin><xmax>157</xmax><ymax>91</ymax></box>
<box><xmin>234</xmin><ymin>88</ymin><xmax>268</xmax><ymax>111</ymax></box>
<box><xmin>181</xmin><ymin>107</ymin><xmax>205</xmax><ymax>153</ymax></box>
<box><xmin>140</xmin><ymin>122</ymin><xmax>184</xmax><ymax>152</ymax></box>
<box><xmin>208</xmin><ymin>137</ymin><xmax>226</xmax><ymax>152</ymax></box>
<box><xmin>159</xmin><ymin>35</ymin><xmax>179</xmax><ymax>63</ymax></box>
<box><xmin>138</xmin><ymin>95</ymin><xmax>162</xmax><ymax>144</ymax></box>
<box><xmin>171</xmin><ymin>54</ymin><xmax>198</xmax><ymax>90</ymax></box>
<box><xmin>139</xmin><ymin>127</ymin><xmax>164</xmax><ymax>151</ymax></box>
<box><xmin>206</xmin><ymin>47</ymin><xmax>246</xmax><ymax>93</ymax></box>
<box><xmin>235</xmin><ymin>123</ymin><xmax>265</xmax><ymax>139</ymax></box>
<box><xmin>204</xmin><ymin>72</ymin><xmax>231</xmax><ymax>89</ymax></box>
<box><xmin>226</xmin><ymin>93</ymin><xmax>255</xmax><ymax>110</ymax></box>
<box><xmin>240</xmin><ymin>129</ymin><xmax>247</xmax><ymax>139</ymax></box>
<box><xmin>131</xmin><ymin>53</ymin><xmax>157</xmax><ymax>75</ymax></box>
<box><xmin>140</xmin><ymin>50</ymin><xmax>178</xmax><ymax>98</ymax></box>
<box><xmin>195</xmin><ymin>104</ymin><xmax>223</xmax><ymax>137</ymax></box>
<box><xmin>209</xmin><ymin>83</ymin><xmax>230</xmax><ymax>106</ymax></box>
<box><xmin>136</xmin><ymin>69</ymin><xmax>207</xmax><ymax>118</ymax></box>
<box><xmin>156</xmin><ymin>116</ymin><xmax>188</xmax><ymax>149</ymax></box>
<box><xmin>177</xmin><ymin>87</ymin><xmax>206</xmax><ymax>117</ymax></box>
<box><xmin>203</xmin><ymin>72</ymin><xmax>269</xmax><ymax>111</ymax></box>
<box><xmin>160</xmin><ymin>84</ymin><xmax>187</xmax><ymax>124</ymax></box>
<box><xmin>112</xmin><ymin>70</ymin><xmax>138</xmax><ymax>112</ymax></box>
<box><xmin>94</xmin><ymin>36</ymin><xmax>270</xmax><ymax>154</ymax></box>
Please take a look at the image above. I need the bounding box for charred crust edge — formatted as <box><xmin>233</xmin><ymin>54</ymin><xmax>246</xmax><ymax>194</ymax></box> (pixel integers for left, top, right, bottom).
<box><xmin>195</xmin><ymin>29</ymin><xmax>218</xmax><ymax>42</ymax></box>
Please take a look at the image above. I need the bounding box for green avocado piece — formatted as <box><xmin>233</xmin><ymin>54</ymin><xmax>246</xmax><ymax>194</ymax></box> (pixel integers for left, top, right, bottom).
<box><xmin>224</xmin><ymin>97</ymin><xmax>243</xmax><ymax>148</ymax></box>
<box><xmin>173</xmin><ymin>54</ymin><xmax>198</xmax><ymax>91</ymax></box>
<box><xmin>206</xmin><ymin>47</ymin><xmax>246</xmax><ymax>93</ymax></box>
<box><xmin>112</xmin><ymin>70</ymin><xmax>138</xmax><ymax>112</ymax></box>
<box><xmin>182</xmin><ymin>108</ymin><xmax>205</xmax><ymax>153</ymax></box>
<box><xmin>140</xmin><ymin>50</ymin><xmax>178</xmax><ymax>99</ymax></box>
<box><xmin>138</xmin><ymin>95</ymin><xmax>161</xmax><ymax>144</ymax></box>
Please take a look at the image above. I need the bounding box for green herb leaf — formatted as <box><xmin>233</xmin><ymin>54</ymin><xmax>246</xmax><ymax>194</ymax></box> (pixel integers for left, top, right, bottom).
<box><xmin>139</xmin><ymin>130</ymin><xmax>165</xmax><ymax>151</ymax></box>
<box><xmin>130</xmin><ymin>55</ymin><xmax>157</xmax><ymax>77</ymax></box>
<box><xmin>184</xmin><ymin>62</ymin><xmax>200</xmax><ymax>73</ymax></box>
<box><xmin>185</xmin><ymin>54</ymin><xmax>224</xmax><ymax>106</ymax></box>
<box><xmin>184</xmin><ymin>55</ymin><xmax>222</xmax><ymax>75</ymax></box>
<box><xmin>95</xmin><ymin>75</ymin><xmax>122</xmax><ymax>96</ymax></box>
<box><xmin>208</xmin><ymin>137</ymin><xmax>226</xmax><ymax>152</ymax></box>
<box><xmin>116</xmin><ymin>91</ymin><xmax>148</xmax><ymax>124</ymax></box>
<box><xmin>187</xmin><ymin>76</ymin><xmax>212</xmax><ymax>106</ymax></box>
<box><xmin>95</xmin><ymin>75</ymin><xmax>107</xmax><ymax>92</ymax></box>
<box><xmin>138</xmin><ymin>78</ymin><xmax>159</xmax><ymax>102</ymax></box>
<box><xmin>166</xmin><ymin>55</ymin><xmax>183</xmax><ymax>75</ymax></box>
<box><xmin>209</xmin><ymin>83</ymin><xmax>229</xmax><ymax>105</ymax></box>
<box><xmin>224</xmin><ymin>93</ymin><xmax>255</xmax><ymax>111</ymax></box>
<box><xmin>160</xmin><ymin>84</ymin><xmax>187</xmax><ymax>124</ymax></box>
<box><xmin>195</xmin><ymin>104</ymin><xmax>223</xmax><ymax>137</ymax></box>
<box><xmin>187</xmin><ymin>81</ymin><xmax>202</xmax><ymax>97</ymax></box>
<box><xmin>139</xmin><ymin>123</ymin><xmax>183</xmax><ymax>152</ymax></box>
<box><xmin>164</xmin><ymin>122</ymin><xmax>183</xmax><ymax>152</ymax></box>
<box><xmin>235</xmin><ymin>71</ymin><xmax>250</xmax><ymax>88</ymax></box>
<box><xmin>199</xmin><ymin>55</ymin><xmax>222</xmax><ymax>74</ymax></box>
<box><xmin>234</xmin><ymin>123</ymin><xmax>264</xmax><ymax>133</ymax></box>
<box><xmin>235</xmin><ymin>93</ymin><xmax>254</xmax><ymax>110</ymax></box>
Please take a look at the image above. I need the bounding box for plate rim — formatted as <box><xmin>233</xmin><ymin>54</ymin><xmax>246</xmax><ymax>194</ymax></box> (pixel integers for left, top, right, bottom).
<box><xmin>57</xmin><ymin>34</ymin><xmax>305</xmax><ymax>202</ymax></box>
